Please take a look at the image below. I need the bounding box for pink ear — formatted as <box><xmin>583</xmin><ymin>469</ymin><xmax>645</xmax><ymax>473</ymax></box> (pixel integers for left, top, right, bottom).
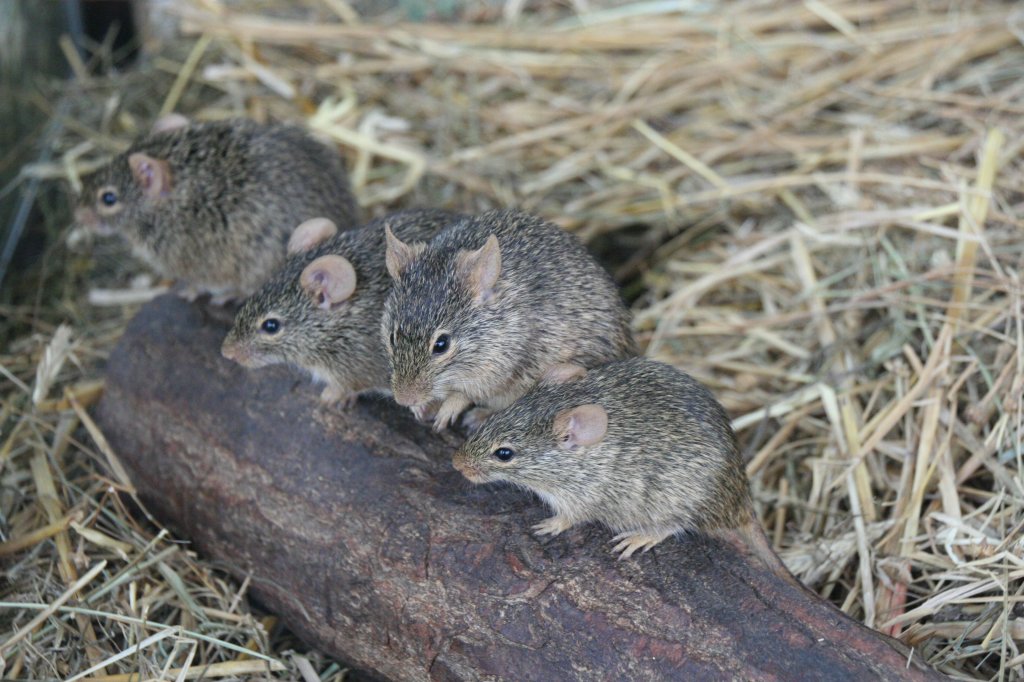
<box><xmin>288</xmin><ymin>218</ymin><xmax>338</xmax><ymax>255</ymax></box>
<box><xmin>553</xmin><ymin>404</ymin><xmax>608</xmax><ymax>449</ymax></box>
<box><xmin>384</xmin><ymin>224</ymin><xmax>422</xmax><ymax>280</ymax></box>
<box><xmin>540</xmin><ymin>363</ymin><xmax>587</xmax><ymax>385</ymax></box>
<box><xmin>300</xmin><ymin>255</ymin><xmax>357</xmax><ymax>309</ymax></box>
<box><xmin>457</xmin><ymin>234</ymin><xmax>501</xmax><ymax>303</ymax></box>
<box><xmin>128</xmin><ymin>153</ymin><xmax>173</xmax><ymax>199</ymax></box>
<box><xmin>151</xmin><ymin>113</ymin><xmax>189</xmax><ymax>133</ymax></box>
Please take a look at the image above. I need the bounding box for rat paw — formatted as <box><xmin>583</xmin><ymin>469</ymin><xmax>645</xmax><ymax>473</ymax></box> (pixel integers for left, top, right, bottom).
<box><xmin>320</xmin><ymin>385</ymin><xmax>357</xmax><ymax>408</ymax></box>
<box><xmin>411</xmin><ymin>401</ymin><xmax>439</xmax><ymax>423</ymax></box>
<box><xmin>611</xmin><ymin>530</ymin><xmax>673</xmax><ymax>559</ymax></box>
<box><xmin>461</xmin><ymin>407</ymin><xmax>494</xmax><ymax>433</ymax></box>
<box><xmin>432</xmin><ymin>395</ymin><xmax>471</xmax><ymax>432</ymax></box>
<box><xmin>209</xmin><ymin>292</ymin><xmax>240</xmax><ymax>306</ymax></box>
<box><xmin>175</xmin><ymin>285</ymin><xmax>203</xmax><ymax>302</ymax></box>
<box><xmin>533</xmin><ymin>515</ymin><xmax>573</xmax><ymax>537</ymax></box>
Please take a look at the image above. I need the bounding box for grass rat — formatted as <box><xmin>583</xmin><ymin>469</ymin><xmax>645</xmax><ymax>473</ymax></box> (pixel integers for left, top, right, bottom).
<box><xmin>74</xmin><ymin>116</ymin><xmax>357</xmax><ymax>302</ymax></box>
<box><xmin>381</xmin><ymin>208</ymin><xmax>637</xmax><ymax>431</ymax></box>
<box><xmin>221</xmin><ymin>209</ymin><xmax>463</xmax><ymax>407</ymax></box>
<box><xmin>451</xmin><ymin>358</ymin><xmax>794</xmax><ymax>581</ymax></box>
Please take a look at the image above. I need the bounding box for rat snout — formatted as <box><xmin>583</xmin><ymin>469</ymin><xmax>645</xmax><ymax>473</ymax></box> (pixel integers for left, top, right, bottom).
<box><xmin>452</xmin><ymin>452</ymin><xmax>472</xmax><ymax>475</ymax></box>
<box><xmin>223</xmin><ymin>341</ymin><xmax>277</xmax><ymax>369</ymax></box>
<box><xmin>74</xmin><ymin>206</ymin><xmax>100</xmax><ymax>229</ymax></box>
<box><xmin>452</xmin><ymin>451</ymin><xmax>485</xmax><ymax>483</ymax></box>
<box><xmin>221</xmin><ymin>339</ymin><xmax>248</xmax><ymax>365</ymax></box>
<box><xmin>393</xmin><ymin>385</ymin><xmax>428</xmax><ymax>407</ymax></box>
<box><xmin>73</xmin><ymin>206</ymin><xmax>116</xmax><ymax>236</ymax></box>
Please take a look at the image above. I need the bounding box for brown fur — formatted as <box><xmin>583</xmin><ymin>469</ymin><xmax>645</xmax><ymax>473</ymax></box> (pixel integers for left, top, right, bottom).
<box><xmin>222</xmin><ymin>210</ymin><xmax>463</xmax><ymax>406</ymax></box>
<box><xmin>74</xmin><ymin>118</ymin><xmax>357</xmax><ymax>300</ymax></box>
<box><xmin>381</xmin><ymin>209</ymin><xmax>637</xmax><ymax>430</ymax></box>
<box><xmin>453</xmin><ymin>358</ymin><xmax>788</xmax><ymax>569</ymax></box>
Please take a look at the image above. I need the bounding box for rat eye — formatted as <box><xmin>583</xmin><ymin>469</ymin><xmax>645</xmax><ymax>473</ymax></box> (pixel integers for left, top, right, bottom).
<box><xmin>260</xmin><ymin>318</ymin><xmax>281</xmax><ymax>335</ymax></box>
<box><xmin>390</xmin><ymin>329</ymin><xmax>397</xmax><ymax>347</ymax></box>
<box><xmin>101</xmin><ymin>191</ymin><xmax>118</xmax><ymax>206</ymax></box>
<box><xmin>432</xmin><ymin>333</ymin><xmax>451</xmax><ymax>355</ymax></box>
<box><xmin>493</xmin><ymin>447</ymin><xmax>515</xmax><ymax>462</ymax></box>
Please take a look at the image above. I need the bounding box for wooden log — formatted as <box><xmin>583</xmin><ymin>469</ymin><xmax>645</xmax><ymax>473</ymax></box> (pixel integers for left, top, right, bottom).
<box><xmin>94</xmin><ymin>295</ymin><xmax>939</xmax><ymax>681</ymax></box>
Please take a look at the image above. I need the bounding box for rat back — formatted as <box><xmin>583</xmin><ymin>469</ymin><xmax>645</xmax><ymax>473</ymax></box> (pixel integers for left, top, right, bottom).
<box><xmin>571</xmin><ymin>359</ymin><xmax>750</xmax><ymax>533</ymax></box>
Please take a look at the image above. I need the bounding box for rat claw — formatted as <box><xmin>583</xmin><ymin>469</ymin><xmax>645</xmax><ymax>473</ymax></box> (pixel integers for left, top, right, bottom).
<box><xmin>533</xmin><ymin>515</ymin><xmax>572</xmax><ymax>537</ymax></box>
<box><xmin>611</xmin><ymin>531</ymin><xmax>672</xmax><ymax>560</ymax></box>
<box><xmin>431</xmin><ymin>413</ymin><xmax>453</xmax><ymax>432</ymax></box>
<box><xmin>611</xmin><ymin>537</ymin><xmax>638</xmax><ymax>559</ymax></box>
<box><xmin>411</xmin><ymin>401</ymin><xmax>439</xmax><ymax>423</ymax></box>
<box><xmin>432</xmin><ymin>395</ymin><xmax>471</xmax><ymax>431</ymax></box>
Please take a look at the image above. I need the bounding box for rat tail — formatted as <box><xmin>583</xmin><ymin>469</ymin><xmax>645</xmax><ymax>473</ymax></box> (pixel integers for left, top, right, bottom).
<box><xmin>717</xmin><ymin>508</ymin><xmax>804</xmax><ymax>590</ymax></box>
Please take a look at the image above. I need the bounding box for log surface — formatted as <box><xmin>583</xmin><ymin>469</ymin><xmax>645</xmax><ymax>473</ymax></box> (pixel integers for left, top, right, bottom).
<box><xmin>95</xmin><ymin>295</ymin><xmax>938</xmax><ymax>681</ymax></box>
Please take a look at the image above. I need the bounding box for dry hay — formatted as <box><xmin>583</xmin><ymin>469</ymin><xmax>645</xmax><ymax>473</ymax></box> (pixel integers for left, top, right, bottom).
<box><xmin>3</xmin><ymin>0</ymin><xmax>1024</xmax><ymax>678</ymax></box>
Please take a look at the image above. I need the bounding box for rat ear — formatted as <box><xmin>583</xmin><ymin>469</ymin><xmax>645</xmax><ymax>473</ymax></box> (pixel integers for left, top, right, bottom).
<box><xmin>151</xmin><ymin>113</ymin><xmax>189</xmax><ymax>133</ymax></box>
<box><xmin>553</xmin><ymin>404</ymin><xmax>607</xmax><ymax>450</ymax></box>
<box><xmin>456</xmin><ymin>234</ymin><xmax>501</xmax><ymax>303</ymax></box>
<box><xmin>300</xmin><ymin>255</ymin><xmax>357</xmax><ymax>310</ymax></box>
<box><xmin>540</xmin><ymin>363</ymin><xmax>588</xmax><ymax>386</ymax></box>
<box><xmin>128</xmin><ymin>153</ymin><xmax>173</xmax><ymax>199</ymax></box>
<box><xmin>288</xmin><ymin>218</ymin><xmax>338</xmax><ymax>255</ymax></box>
<box><xmin>384</xmin><ymin>224</ymin><xmax>423</xmax><ymax>280</ymax></box>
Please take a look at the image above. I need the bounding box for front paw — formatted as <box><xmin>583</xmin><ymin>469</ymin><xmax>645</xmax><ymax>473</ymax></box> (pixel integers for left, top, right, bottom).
<box><xmin>320</xmin><ymin>385</ymin><xmax>357</xmax><ymax>408</ymax></box>
<box><xmin>411</xmin><ymin>401</ymin><xmax>440</xmax><ymax>423</ymax></box>
<box><xmin>209</xmin><ymin>291</ymin><xmax>241</xmax><ymax>306</ymax></box>
<box><xmin>432</xmin><ymin>395</ymin><xmax>471</xmax><ymax>432</ymax></box>
<box><xmin>175</xmin><ymin>284</ymin><xmax>203</xmax><ymax>302</ymax></box>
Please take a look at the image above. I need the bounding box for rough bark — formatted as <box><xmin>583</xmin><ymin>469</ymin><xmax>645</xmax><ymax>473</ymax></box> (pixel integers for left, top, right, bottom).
<box><xmin>95</xmin><ymin>295</ymin><xmax>939</xmax><ymax>681</ymax></box>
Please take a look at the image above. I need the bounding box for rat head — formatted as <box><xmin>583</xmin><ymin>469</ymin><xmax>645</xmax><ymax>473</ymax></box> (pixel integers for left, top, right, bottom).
<box><xmin>453</xmin><ymin>398</ymin><xmax>608</xmax><ymax>489</ymax></box>
<box><xmin>222</xmin><ymin>218</ymin><xmax>354</xmax><ymax>369</ymax></box>
<box><xmin>381</xmin><ymin>225</ymin><xmax>503</xmax><ymax>408</ymax></box>
<box><xmin>74</xmin><ymin>115</ymin><xmax>188</xmax><ymax>237</ymax></box>
<box><xmin>75</xmin><ymin>152</ymin><xmax>173</xmax><ymax>236</ymax></box>
<box><xmin>453</xmin><ymin>364</ymin><xmax>607</xmax><ymax>485</ymax></box>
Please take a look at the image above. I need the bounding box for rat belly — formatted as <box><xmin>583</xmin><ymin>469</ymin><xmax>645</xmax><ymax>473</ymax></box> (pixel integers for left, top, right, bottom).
<box><xmin>530</xmin><ymin>485</ymin><xmax>605</xmax><ymax>527</ymax></box>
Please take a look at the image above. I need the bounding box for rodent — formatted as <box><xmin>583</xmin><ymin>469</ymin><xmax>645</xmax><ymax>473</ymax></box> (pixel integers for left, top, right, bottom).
<box><xmin>221</xmin><ymin>209</ymin><xmax>464</xmax><ymax>407</ymax></box>
<box><xmin>451</xmin><ymin>357</ymin><xmax>796</xmax><ymax>582</ymax></box>
<box><xmin>74</xmin><ymin>115</ymin><xmax>357</xmax><ymax>302</ymax></box>
<box><xmin>381</xmin><ymin>208</ymin><xmax>637</xmax><ymax>431</ymax></box>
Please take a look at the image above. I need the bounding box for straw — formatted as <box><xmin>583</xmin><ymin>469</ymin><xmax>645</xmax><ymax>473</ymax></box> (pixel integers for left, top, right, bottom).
<box><xmin>3</xmin><ymin>0</ymin><xmax>1023</xmax><ymax>678</ymax></box>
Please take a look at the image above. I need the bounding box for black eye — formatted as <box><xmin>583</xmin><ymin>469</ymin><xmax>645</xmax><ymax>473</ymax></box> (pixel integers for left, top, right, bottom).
<box><xmin>390</xmin><ymin>329</ymin><xmax>397</xmax><ymax>347</ymax></box>
<box><xmin>260</xmin><ymin>318</ymin><xmax>280</xmax><ymax>334</ymax></box>
<box><xmin>493</xmin><ymin>447</ymin><xmax>515</xmax><ymax>462</ymax></box>
<box><xmin>432</xmin><ymin>333</ymin><xmax>450</xmax><ymax>355</ymax></box>
<box><xmin>101</xmin><ymin>191</ymin><xmax>118</xmax><ymax>206</ymax></box>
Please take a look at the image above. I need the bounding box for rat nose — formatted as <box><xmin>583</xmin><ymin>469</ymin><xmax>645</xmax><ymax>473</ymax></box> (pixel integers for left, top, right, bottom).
<box><xmin>452</xmin><ymin>454</ymin><xmax>482</xmax><ymax>482</ymax></box>
<box><xmin>74</xmin><ymin>206</ymin><xmax>99</xmax><ymax>228</ymax></box>
<box><xmin>221</xmin><ymin>341</ymin><xmax>243</xmax><ymax>363</ymax></box>
<box><xmin>452</xmin><ymin>453</ymin><xmax>468</xmax><ymax>474</ymax></box>
<box><xmin>393</xmin><ymin>387</ymin><xmax>423</xmax><ymax>407</ymax></box>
